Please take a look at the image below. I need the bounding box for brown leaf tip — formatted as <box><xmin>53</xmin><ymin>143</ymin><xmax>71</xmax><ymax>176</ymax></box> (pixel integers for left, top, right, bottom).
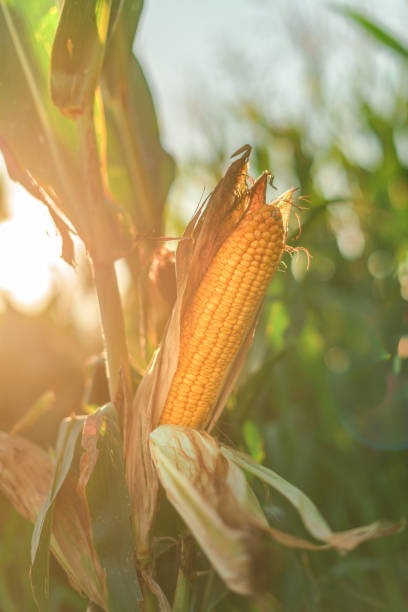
<box><xmin>230</xmin><ymin>144</ymin><xmax>252</xmax><ymax>160</ymax></box>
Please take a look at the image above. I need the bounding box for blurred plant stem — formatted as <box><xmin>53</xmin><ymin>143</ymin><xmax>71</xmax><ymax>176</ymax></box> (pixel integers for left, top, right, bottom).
<box><xmin>86</xmin><ymin>604</ymin><xmax>104</xmax><ymax>612</ymax></box>
<box><xmin>172</xmin><ymin>538</ymin><xmax>194</xmax><ymax>611</ymax></box>
<box><xmin>92</xmin><ymin>261</ymin><xmax>130</xmax><ymax>410</ymax></box>
<box><xmin>77</xmin><ymin>107</ymin><xmax>132</xmax><ymax>423</ymax></box>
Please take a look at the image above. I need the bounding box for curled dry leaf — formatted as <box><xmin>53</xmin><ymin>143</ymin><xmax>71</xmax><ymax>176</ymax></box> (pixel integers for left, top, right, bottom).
<box><xmin>150</xmin><ymin>425</ymin><xmax>269</xmax><ymax>596</ymax></box>
<box><xmin>125</xmin><ymin>147</ymin><xmax>294</xmax><ymax>553</ymax></box>
<box><xmin>150</xmin><ymin>426</ymin><xmax>405</xmax><ymax>597</ymax></box>
<box><xmin>223</xmin><ymin>447</ymin><xmax>405</xmax><ymax>554</ymax></box>
<box><xmin>0</xmin><ymin>431</ymin><xmax>52</xmax><ymax>522</ymax></box>
<box><xmin>0</xmin><ymin>431</ymin><xmax>107</xmax><ymax>609</ymax></box>
<box><xmin>0</xmin><ymin>139</ymin><xmax>76</xmax><ymax>267</ymax></box>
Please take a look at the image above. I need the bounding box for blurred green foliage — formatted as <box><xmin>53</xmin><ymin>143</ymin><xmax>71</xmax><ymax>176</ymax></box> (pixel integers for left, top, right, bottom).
<box><xmin>205</xmin><ymin>17</ymin><xmax>408</xmax><ymax>612</ymax></box>
<box><xmin>160</xmin><ymin>12</ymin><xmax>408</xmax><ymax>611</ymax></box>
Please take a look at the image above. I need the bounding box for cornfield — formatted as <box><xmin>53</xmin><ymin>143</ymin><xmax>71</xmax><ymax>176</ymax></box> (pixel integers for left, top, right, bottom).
<box><xmin>0</xmin><ymin>1</ymin><xmax>406</xmax><ymax>611</ymax></box>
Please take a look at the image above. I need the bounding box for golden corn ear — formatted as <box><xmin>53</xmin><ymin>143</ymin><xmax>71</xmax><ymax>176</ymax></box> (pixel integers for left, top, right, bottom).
<box><xmin>160</xmin><ymin>204</ymin><xmax>286</xmax><ymax>429</ymax></box>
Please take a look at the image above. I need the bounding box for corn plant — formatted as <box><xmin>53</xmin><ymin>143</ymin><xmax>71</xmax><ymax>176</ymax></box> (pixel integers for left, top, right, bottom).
<box><xmin>0</xmin><ymin>1</ymin><xmax>404</xmax><ymax>611</ymax></box>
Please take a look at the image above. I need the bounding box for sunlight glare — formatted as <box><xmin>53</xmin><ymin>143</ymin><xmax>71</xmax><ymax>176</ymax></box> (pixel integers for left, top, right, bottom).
<box><xmin>0</xmin><ymin>177</ymin><xmax>76</xmax><ymax>312</ymax></box>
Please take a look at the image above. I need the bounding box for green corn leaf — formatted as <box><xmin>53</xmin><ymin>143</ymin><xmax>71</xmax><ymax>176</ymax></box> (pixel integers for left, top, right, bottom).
<box><xmin>50</xmin><ymin>0</ymin><xmax>114</xmax><ymax>117</ymax></box>
<box><xmin>0</xmin><ymin>1</ymin><xmax>86</xmax><ymax>231</ymax></box>
<box><xmin>191</xmin><ymin>569</ymin><xmax>228</xmax><ymax>612</ymax></box>
<box><xmin>0</xmin><ymin>0</ymin><xmax>173</xmax><ymax>250</ymax></box>
<box><xmin>30</xmin><ymin>417</ymin><xmax>85</xmax><ymax>612</ymax></box>
<box><xmin>172</xmin><ymin>538</ymin><xmax>194</xmax><ymax>612</ymax></box>
<box><xmin>243</xmin><ymin>419</ymin><xmax>265</xmax><ymax>463</ymax></box>
<box><xmin>81</xmin><ymin>404</ymin><xmax>142</xmax><ymax>611</ymax></box>
<box><xmin>103</xmin><ymin>0</ymin><xmax>143</xmax><ymax>85</ymax></box>
<box><xmin>172</xmin><ymin>567</ymin><xmax>191</xmax><ymax>612</ymax></box>
<box><xmin>106</xmin><ymin>0</ymin><xmax>124</xmax><ymax>39</ymax></box>
<box><xmin>334</xmin><ymin>6</ymin><xmax>408</xmax><ymax>59</ymax></box>
<box><xmin>100</xmin><ymin>0</ymin><xmax>175</xmax><ymax>233</ymax></box>
<box><xmin>0</xmin><ymin>1</ymin><xmax>129</xmax><ymax>256</ymax></box>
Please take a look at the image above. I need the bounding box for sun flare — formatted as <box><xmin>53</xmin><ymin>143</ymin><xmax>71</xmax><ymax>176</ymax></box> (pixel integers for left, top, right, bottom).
<box><xmin>0</xmin><ymin>175</ymin><xmax>75</xmax><ymax>312</ymax></box>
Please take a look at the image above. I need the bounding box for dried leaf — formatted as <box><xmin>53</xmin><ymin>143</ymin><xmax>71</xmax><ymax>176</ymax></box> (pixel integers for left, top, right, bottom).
<box><xmin>248</xmin><ymin>171</ymin><xmax>269</xmax><ymax>211</ymax></box>
<box><xmin>0</xmin><ymin>138</ymin><xmax>76</xmax><ymax>267</ymax></box>
<box><xmin>79</xmin><ymin>409</ymin><xmax>104</xmax><ymax>489</ymax></box>
<box><xmin>182</xmin><ymin>148</ymin><xmax>251</xmax><ymax>308</ymax></box>
<box><xmin>326</xmin><ymin>520</ymin><xmax>406</xmax><ymax>552</ymax></box>
<box><xmin>150</xmin><ymin>426</ymin><xmax>346</xmax><ymax>597</ymax></box>
<box><xmin>125</xmin><ymin>348</ymin><xmax>161</xmax><ymax>554</ymax></box>
<box><xmin>223</xmin><ymin>447</ymin><xmax>405</xmax><ymax>553</ymax></box>
<box><xmin>0</xmin><ymin>429</ymin><xmax>107</xmax><ymax>609</ymax></box>
<box><xmin>145</xmin><ymin>247</ymin><xmax>177</xmax><ymax>345</ymax></box>
<box><xmin>274</xmin><ymin>188</ymin><xmax>296</xmax><ymax>234</ymax></box>
<box><xmin>221</xmin><ymin>447</ymin><xmax>332</xmax><ymax>541</ymax></box>
<box><xmin>0</xmin><ymin>432</ymin><xmax>53</xmax><ymax>523</ymax></box>
<box><xmin>30</xmin><ymin>417</ymin><xmax>99</xmax><ymax>611</ymax></box>
<box><xmin>150</xmin><ymin>426</ymin><xmax>269</xmax><ymax>596</ymax></box>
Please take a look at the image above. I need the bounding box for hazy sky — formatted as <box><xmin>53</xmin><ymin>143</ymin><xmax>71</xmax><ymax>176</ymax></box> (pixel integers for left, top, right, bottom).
<box><xmin>136</xmin><ymin>0</ymin><xmax>408</xmax><ymax>159</ymax></box>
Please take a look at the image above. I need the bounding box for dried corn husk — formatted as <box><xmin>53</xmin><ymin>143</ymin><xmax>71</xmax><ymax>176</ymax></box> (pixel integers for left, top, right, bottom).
<box><xmin>150</xmin><ymin>425</ymin><xmax>405</xmax><ymax>597</ymax></box>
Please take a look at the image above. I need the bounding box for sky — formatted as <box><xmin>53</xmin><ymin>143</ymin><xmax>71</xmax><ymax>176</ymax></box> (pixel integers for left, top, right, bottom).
<box><xmin>0</xmin><ymin>0</ymin><xmax>407</xmax><ymax>310</ymax></box>
<box><xmin>136</xmin><ymin>0</ymin><xmax>408</xmax><ymax>158</ymax></box>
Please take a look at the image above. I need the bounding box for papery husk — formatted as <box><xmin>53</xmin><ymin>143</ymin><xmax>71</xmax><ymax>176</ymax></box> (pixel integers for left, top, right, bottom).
<box><xmin>125</xmin><ymin>147</ymin><xmax>293</xmax><ymax>552</ymax></box>
<box><xmin>150</xmin><ymin>425</ymin><xmax>269</xmax><ymax>596</ymax></box>
<box><xmin>0</xmin><ymin>432</ymin><xmax>107</xmax><ymax>609</ymax></box>
<box><xmin>145</xmin><ymin>246</ymin><xmax>177</xmax><ymax>348</ymax></box>
<box><xmin>150</xmin><ymin>426</ymin><xmax>405</xmax><ymax>597</ymax></box>
<box><xmin>0</xmin><ymin>432</ymin><xmax>52</xmax><ymax>522</ymax></box>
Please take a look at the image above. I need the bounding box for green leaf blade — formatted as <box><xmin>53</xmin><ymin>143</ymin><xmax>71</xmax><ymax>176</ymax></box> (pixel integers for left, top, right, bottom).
<box><xmin>50</xmin><ymin>0</ymin><xmax>112</xmax><ymax>117</ymax></box>
<box><xmin>30</xmin><ymin>417</ymin><xmax>85</xmax><ymax>612</ymax></box>
<box><xmin>335</xmin><ymin>6</ymin><xmax>408</xmax><ymax>59</ymax></box>
<box><xmin>0</xmin><ymin>1</ymin><xmax>89</xmax><ymax>235</ymax></box>
<box><xmin>83</xmin><ymin>404</ymin><xmax>142</xmax><ymax>611</ymax></box>
<box><xmin>100</xmin><ymin>0</ymin><xmax>174</xmax><ymax>233</ymax></box>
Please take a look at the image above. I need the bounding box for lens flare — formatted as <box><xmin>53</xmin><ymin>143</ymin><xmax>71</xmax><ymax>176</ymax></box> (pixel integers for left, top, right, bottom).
<box><xmin>0</xmin><ymin>180</ymin><xmax>74</xmax><ymax>312</ymax></box>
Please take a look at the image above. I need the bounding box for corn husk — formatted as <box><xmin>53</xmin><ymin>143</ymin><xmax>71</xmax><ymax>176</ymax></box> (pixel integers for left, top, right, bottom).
<box><xmin>150</xmin><ymin>425</ymin><xmax>268</xmax><ymax>596</ymax></box>
<box><xmin>126</xmin><ymin>147</ymin><xmax>294</xmax><ymax>551</ymax></box>
<box><xmin>150</xmin><ymin>425</ymin><xmax>405</xmax><ymax>597</ymax></box>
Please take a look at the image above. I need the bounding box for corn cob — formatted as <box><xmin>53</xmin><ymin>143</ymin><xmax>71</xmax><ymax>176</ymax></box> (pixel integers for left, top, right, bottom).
<box><xmin>160</xmin><ymin>203</ymin><xmax>286</xmax><ymax>429</ymax></box>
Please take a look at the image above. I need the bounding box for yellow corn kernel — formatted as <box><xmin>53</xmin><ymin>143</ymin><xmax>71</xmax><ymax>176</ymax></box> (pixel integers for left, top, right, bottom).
<box><xmin>160</xmin><ymin>204</ymin><xmax>286</xmax><ymax>429</ymax></box>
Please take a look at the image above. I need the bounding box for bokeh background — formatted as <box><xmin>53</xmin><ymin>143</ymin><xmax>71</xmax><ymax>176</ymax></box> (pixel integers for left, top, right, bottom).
<box><xmin>1</xmin><ymin>0</ymin><xmax>407</xmax><ymax>610</ymax></box>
